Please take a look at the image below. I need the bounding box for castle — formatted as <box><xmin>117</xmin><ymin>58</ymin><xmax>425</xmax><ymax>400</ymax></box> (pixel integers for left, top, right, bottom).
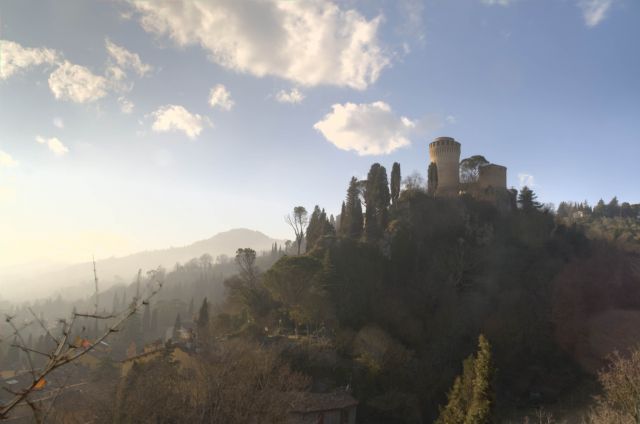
<box><xmin>428</xmin><ymin>136</ymin><xmax>510</xmax><ymax>204</ymax></box>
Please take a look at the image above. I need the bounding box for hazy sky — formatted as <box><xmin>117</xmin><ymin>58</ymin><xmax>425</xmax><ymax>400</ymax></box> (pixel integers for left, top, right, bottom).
<box><xmin>1</xmin><ymin>0</ymin><xmax>638</xmax><ymax>268</ymax></box>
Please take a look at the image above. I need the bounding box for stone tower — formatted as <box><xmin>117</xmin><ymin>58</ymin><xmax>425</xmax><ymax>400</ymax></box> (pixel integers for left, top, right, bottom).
<box><xmin>429</xmin><ymin>136</ymin><xmax>461</xmax><ymax>195</ymax></box>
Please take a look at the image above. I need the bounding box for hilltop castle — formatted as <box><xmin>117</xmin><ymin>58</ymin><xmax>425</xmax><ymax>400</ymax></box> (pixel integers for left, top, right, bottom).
<box><xmin>428</xmin><ymin>136</ymin><xmax>511</xmax><ymax>206</ymax></box>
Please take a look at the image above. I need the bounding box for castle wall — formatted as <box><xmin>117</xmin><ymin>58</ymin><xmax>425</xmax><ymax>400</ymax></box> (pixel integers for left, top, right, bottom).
<box><xmin>478</xmin><ymin>164</ymin><xmax>507</xmax><ymax>189</ymax></box>
<box><xmin>429</xmin><ymin>137</ymin><xmax>461</xmax><ymax>195</ymax></box>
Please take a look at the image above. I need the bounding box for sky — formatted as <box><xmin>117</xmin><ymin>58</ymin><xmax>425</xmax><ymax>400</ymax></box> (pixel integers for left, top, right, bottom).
<box><xmin>0</xmin><ymin>0</ymin><xmax>638</xmax><ymax>269</ymax></box>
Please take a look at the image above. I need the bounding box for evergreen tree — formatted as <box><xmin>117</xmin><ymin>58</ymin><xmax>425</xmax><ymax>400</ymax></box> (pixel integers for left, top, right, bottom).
<box><xmin>197</xmin><ymin>298</ymin><xmax>210</xmax><ymax>330</ymax></box>
<box><xmin>343</xmin><ymin>177</ymin><xmax>363</xmax><ymax>239</ymax></box>
<box><xmin>517</xmin><ymin>186</ymin><xmax>541</xmax><ymax>212</ymax></box>
<box><xmin>428</xmin><ymin>162</ymin><xmax>438</xmax><ymax>196</ymax></box>
<box><xmin>338</xmin><ymin>202</ymin><xmax>346</xmax><ymax>236</ymax></box>
<box><xmin>465</xmin><ymin>335</ymin><xmax>493</xmax><ymax>424</ymax></box>
<box><xmin>364</xmin><ymin>163</ymin><xmax>390</xmax><ymax>242</ymax></box>
<box><xmin>390</xmin><ymin>162</ymin><xmax>401</xmax><ymax>205</ymax></box>
<box><xmin>436</xmin><ymin>335</ymin><xmax>493</xmax><ymax>424</ymax></box>
<box><xmin>306</xmin><ymin>205</ymin><xmax>323</xmax><ymax>249</ymax></box>
<box><xmin>593</xmin><ymin>199</ymin><xmax>607</xmax><ymax>217</ymax></box>
<box><xmin>607</xmin><ymin>196</ymin><xmax>620</xmax><ymax>217</ymax></box>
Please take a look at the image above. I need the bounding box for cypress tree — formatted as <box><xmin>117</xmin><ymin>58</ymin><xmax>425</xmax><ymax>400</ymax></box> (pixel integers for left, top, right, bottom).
<box><xmin>364</xmin><ymin>163</ymin><xmax>390</xmax><ymax>242</ymax></box>
<box><xmin>390</xmin><ymin>162</ymin><xmax>401</xmax><ymax>204</ymax></box>
<box><xmin>344</xmin><ymin>177</ymin><xmax>363</xmax><ymax>239</ymax></box>
<box><xmin>428</xmin><ymin>162</ymin><xmax>438</xmax><ymax>196</ymax></box>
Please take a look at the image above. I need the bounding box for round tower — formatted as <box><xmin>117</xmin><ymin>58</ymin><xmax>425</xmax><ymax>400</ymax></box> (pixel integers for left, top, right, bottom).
<box><xmin>478</xmin><ymin>164</ymin><xmax>507</xmax><ymax>190</ymax></box>
<box><xmin>429</xmin><ymin>136</ymin><xmax>461</xmax><ymax>195</ymax></box>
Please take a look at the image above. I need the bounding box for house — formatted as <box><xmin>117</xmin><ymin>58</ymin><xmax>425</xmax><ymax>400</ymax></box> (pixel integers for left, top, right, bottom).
<box><xmin>289</xmin><ymin>390</ymin><xmax>358</xmax><ymax>424</ymax></box>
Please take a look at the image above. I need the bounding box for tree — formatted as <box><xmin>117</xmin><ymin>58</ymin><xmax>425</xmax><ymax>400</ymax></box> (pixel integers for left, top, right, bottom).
<box><xmin>585</xmin><ymin>348</ymin><xmax>640</xmax><ymax>424</ymax></box>
<box><xmin>593</xmin><ymin>199</ymin><xmax>607</xmax><ymax>217</ymax></box>
<box><xmin>459</xmin><ymin>155</ymin><xmax>489</xmax><ymax>184</ymax></box>
<box><xmin>517</xmin><ymin>186</ymin><xmax>542</xmax><ymax>212</ymax></box>
<box><xmin>341</xmin><ymin>177</ymin><xmax>364</xmax><ymax>240</ymax></box>
<box><xmin>436</xmin><ymin>335</ymin><xmax>493</xmax><ymax>424</ymax></box>
<box><xmin>285</xmin><ymin>206</ymin><xmax>308</xmax><ymax>255</ymax></box>
<box><xmin>428</xmin><ymin>162</ymin><xmax>438</xmax><ymax>196</ymax></box>
<box><xmin>263</xmin><ymin>256</ymin><xmax>328</xmax><ymax>334</ymax></box>
<box><xmin>364</xmin><ymin>163</ymin><xmax>391</xmax><ymax>242</ymax></box>
<box><xmin>391</xmin><ymin>162</ymin><xmax>401</xmax><ymax>205</ymax></box>
<box><xmin>198</xmin><ymin>298</ymin><xmax>210</xmax><ymax>330</ymax></box>
<box><xmin>307</xmin><ymin>206</ymin><xmax>335</xmax><ymax>250</ymax></box>
<box><xmin>607</xmin><ymin>196</ymin><xmax>621</xmax><ymax>218</ymax></box>
<box><xmin>235</xmin><ymin>248</ymin><xmax>258</xmax><ymax>284</ymax></box>
<box><xmin>404</xmin><ymin>171</ymin><xmax>425</xmax><ymax>192</ymax></box>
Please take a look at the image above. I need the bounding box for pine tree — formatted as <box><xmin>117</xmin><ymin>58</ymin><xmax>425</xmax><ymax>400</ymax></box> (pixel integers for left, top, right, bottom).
<box><xmin>338</xmin><ymin>202</ymin><xmax>346</xmax><ymax>236</ymax></box>
<box><xmin>517</xmin><ymin>186</ymin><xmax>541</xmax><ymax>212</ymax></box>
<box><xmin>390</xmin><ymin>162</ymin><xmax>401</xmax><ymax>205</ymax></box>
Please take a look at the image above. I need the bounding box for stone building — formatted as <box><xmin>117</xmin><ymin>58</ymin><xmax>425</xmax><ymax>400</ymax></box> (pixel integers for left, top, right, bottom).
<box><xmin>428</xmin><ymin>136</ymin><xmax>511</xmax><ymax>207</ymax></box>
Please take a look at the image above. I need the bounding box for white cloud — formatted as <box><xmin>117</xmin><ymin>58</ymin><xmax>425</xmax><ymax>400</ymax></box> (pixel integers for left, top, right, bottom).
<box><xmin>36</xmin><ymin>135</ymin><xmax>69</xmax><ymax>156</ymax></box>
<box><xmin>0</xmin><ymin>39</ymin><xmax>58</xmax><ymax>80</ymax></box>
<box><xmin>579</xmin><ymin>0</ymin><xmax>614</xmax><ymax>27</ymax></box>
<box><xmin>275</xmin><ymin>88</ymin><xmax>305</xmax><ymax>104</ymax></box>
<box><xmin>118</xmin><ymin>97</ymin><xmax>135</xmax><ymax>114</ymax></box>
<box><xmin>313</xmin><ymin>101</ymin><xmax>416</xmax><ymax>156</ymax></box>
<box><xmin>518</xmin><ymin>173</ymin><xmax>535</xmax><ymax>188</ymax></box>
<box><xmin>0</xmin><ymin>150</ymin><xmax>19</xmax><ymax>168</ymax></box>
<box><xmin>481</xmin><ymin>0</ymin><xmax>514</xmax><ymax>5</ymax></box>
<box><xmin>53</xmin><ymin>117</ymin><xmax>64</xmax><ymax>129</ymax></box>
<box><xmin>105</xmin><ymin>39</ymin><xmax>152</xmax><ymax>76</ymax></box>
<box><xmin>445</xmin><ymin>115</ymin><xmax>457</xmax><ymax>125</ymax></box>
<box><xmin>208</xmin><ymin>84</ymin><xmax>234</xmax><ymax>111</ymax></box>
<box><xmin>150</xmin><ymin>104</ymin><xmax>210</xmax><ymax>139</ymax></box>
<box><xmin>125</xmin><ymin>0</ymin><xmax>389</xmax><ymax>90</ymax></box>
<box><xmin>48</xmin><ymin>61</ymin><xmax>109</xmax><ymax>103</ymax></box>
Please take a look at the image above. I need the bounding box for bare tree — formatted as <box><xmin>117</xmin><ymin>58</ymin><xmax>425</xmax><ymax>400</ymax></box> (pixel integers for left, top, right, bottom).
<box><xmin>0</xmin><ymin>270</ymin><xmax>162</xmax><ymax>421</ymax></box>
<box><xmin>285</xmin><ymin>206</ymin><xmax>308</xmax><ymax>255</ymax></box>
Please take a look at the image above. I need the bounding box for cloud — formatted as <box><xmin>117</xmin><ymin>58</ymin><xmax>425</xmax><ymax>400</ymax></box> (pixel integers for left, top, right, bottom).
<box><xmin>314</xmin><ymin>101</ymin><xmax>417</xmax><ymax>156</ymax></box>
<box><xmin>105</xmin><ymin>39</ymin><xmax>152</xmax><ymax>76</ymax></box>
<box><xmin>48</xmin><ymin>61</ymin><xmax>109</xmax><ymax>103</ymax></box>
<box><xmin>53</xmin><ymin>117</ymin><xmax>64</xmax><ymax>129</ymax></box>
<box><xmin>480</xmin><ymin>0</ymin><xmax>514</xmax><ymax>5</ymax></box>
<box><xmin>0</xmin><ymin>39</ymin><xmax>59</xmax><ymax>80</ymax></box>
<box><xmin>275</xmin><ymin>88</ymin><xmax>305</xmax><ymax>104</ymax></box>
<box><xmin>150</xmin><ymin>104</ymin><xmax>210</xmax><ymax>139</ymax></box>
<box><xmin>445</xmin><ymin>115</ymin><xmax>457</xmax><ymax>125</ymax></box>
<box><xmin>208</xmin><ymin>84</ymin><xmax>234</xmax><ymax>111</ymax></box>
<box><xmin>36</xmin><ymin>135</ymin><xmax>69</xmax><ymax>156</ymax></box>
<box><xmin>0</xmin><ymin>150</ymin><xmax>19</xmax><ymax>168</ymax></box>
<box><xmin>118</xmin><ymin>96</ymin><xmax>135</xmax><ymax>114</ymax></box>
<box><xmin>518</xmin><ymin>173</ymin><xmax>535</xmax><ymax>188</ymax></box>
<box><xmin>579</xmin><ymin>0</ymin><xmax>614</xmax><ymax>27</ymax></box>
<box><xmin>124</xmin><ymin>0</ymin><xmax>389</xmax><ymax>90</ymax></box>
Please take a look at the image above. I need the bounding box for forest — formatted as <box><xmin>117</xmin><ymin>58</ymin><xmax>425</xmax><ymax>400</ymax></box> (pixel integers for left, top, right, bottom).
<box><xmin>1</xmin><ymin>162</ymin><xmax>640</xmax><ymax>424</ymax></box>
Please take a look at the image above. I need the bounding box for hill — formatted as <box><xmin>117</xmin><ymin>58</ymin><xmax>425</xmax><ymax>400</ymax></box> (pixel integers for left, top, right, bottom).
<box><xmin>0</xmin><ymin>228</ymin><xmax>285</xmax><ymax>301</ymax></box>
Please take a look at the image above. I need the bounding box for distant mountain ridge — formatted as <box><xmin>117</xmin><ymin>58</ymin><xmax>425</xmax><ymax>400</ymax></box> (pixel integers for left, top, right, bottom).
<box><xmin>1</xmin><ymin>228</ymin><xmax>285</xmax><ymax>301</ymax></box>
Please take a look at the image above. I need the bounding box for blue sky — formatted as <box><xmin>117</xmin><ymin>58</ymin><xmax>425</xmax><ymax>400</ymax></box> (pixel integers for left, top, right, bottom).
<box><xmin>0</xmin><ymin>0</ymin><xmax>638</xmax><ymax>267</ymax></box>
